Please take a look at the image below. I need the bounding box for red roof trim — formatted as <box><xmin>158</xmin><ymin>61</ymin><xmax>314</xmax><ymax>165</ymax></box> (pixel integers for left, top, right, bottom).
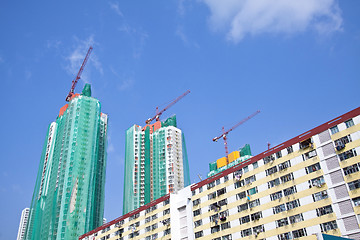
<box><xmin>79</xmin><ymin>194</ymin><xmax>170</xmax><ymax>239</ymax></box>
<box><xmin>190</xmin><ymin>106</ymin><xmax>360</xmax><ymax>191</ymax></box>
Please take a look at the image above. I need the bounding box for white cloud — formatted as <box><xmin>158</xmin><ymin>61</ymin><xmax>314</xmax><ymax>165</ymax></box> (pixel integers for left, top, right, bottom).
<box><xmin>175</xmin><ymin>25</ymin><xmax>200</xmax><ymax>48</ymax></box>
<box><xmin>110</xmin><ymin>66</ymin><xmax>135</xmax><ymax>91</ymax></box>
<box><xmin>200</xmin><ymin>0</ymin><xmax>342</xmax><ymax>43</ymax></box>
<box><xmin>65</xmin><ymin>35</ymin><xmax>103</xmax><ymax>84</ymax></box>
<box><xmin>109</xmin><ymin>1</ymin><xmax>123</xmax><ymax>17</ymax></box>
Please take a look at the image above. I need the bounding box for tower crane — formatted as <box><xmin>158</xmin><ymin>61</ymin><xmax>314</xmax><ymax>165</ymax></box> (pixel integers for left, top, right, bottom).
<box><xmin>145</xmin><ymin>90</ymin><xmax>190</xmax><ymax>125</ymax></box>
<box><xmin>213</xmin><ymin>110</ymin><xmax>260</xmax><ymax>165</ymax></box>
<box><xmin>65</xmin><ymin>46</ymin><xmax>93</xmax><ymax>102</ymax></box>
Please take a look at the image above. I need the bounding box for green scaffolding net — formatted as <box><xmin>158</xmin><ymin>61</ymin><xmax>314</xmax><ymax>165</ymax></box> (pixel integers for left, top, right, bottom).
<box><xmin>25</xmin><ymin>84</ymin><xmax>108</xmax><ymax>240</ymax></box>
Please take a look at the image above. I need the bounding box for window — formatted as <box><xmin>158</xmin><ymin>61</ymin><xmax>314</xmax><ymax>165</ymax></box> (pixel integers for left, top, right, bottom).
<box><xmin>241</xmin><ymin>228</ymin><xmax>252</xmax><ymax>237</ymax></box>
<box><xmin>253</xmin><ymin>162</ymin><xmax>259</xmax><ymax>169</ymax></box>
<box><xmin>216</xmin><ymin>179</ymin><xmax>221</xmax><ymax>185</ymax></box>
<box><xmin>163</xmin><ymin>208</ymin><xmax>170</xmax><ymax>215</ymax></box>
<box><xmin>287</xmin><ymin>146</ymin><xmax>293</xmax><ymax>154</ymax></box>
<box><xmin>321</xmin><ymin>221</ymin><xmax>338</xmax><ymax>232</ymax></box>
<box><xmin>353</xmin><ymin>197</ymin><xmax>360</xmax><ymax>206</ymax></box>
<box><xmin>193</xmin><ymin>209</ymin><xmax>201</xmax><ymax>217</ymax></box>
<box><xmin>195</xmin><ymin>231</ymin><xmax>203</xmax><ymax>238</ymax></box>
<box><xmin>316</xmin><ymin>205</ymin><xmax>333</xmax><ymax>216</ymax></box>
<box><xmin>348</xmin><ymin>179</ymin><xmax>360</xmax><ymax>191</ymax></box>
<box><xmin>238</xmin><ymin>203</ymin><xmax>248</xmax><ymax>212</ymax></box>
<box><xmin>312</xmin><ymin>190</ymin><xmax>328</xmax><ymax>202</ymax></box>
<box><xmin>268</xmin><ymin>178</ymin><xmax>280</xmax><ymax>188</ymax></box>
<box><xmin>244</xmin><ymin>166</ymin><xmax>249</xmax><ymax>173</ymax></box>
<box><xmin>310</xmin><ymin>176</ymin><xmax>325</xmax><ymax>188</ymax></box>
<box><xmin>218</xmin><ymin>199</ymin><xmax>228</xmax><ymax>206</ymax></box>
<box><xmin>210</xmin><ymin>213</ymin><xmax>219</xmax><ymax>223</ymax></box>
<box><xmin>263</xmin><ymin>155</ymin><xmax>275</xmax><ymax>164</ymax></box>
<box><xmin>163</xmin><ymin>199</ymin><xmax>170</xmax><ymax>206</ymax></box>
<box><xmin>345</xmin><ymin>119</ymin><xmax>354</xmax><ymax>128</ymax></box>
<box><xmin>151</xmin><ymin>223</ymin><xmax>158</xmax><ymax>230</ymax></box>
<box><xmin>234</xmin><ymin>180</ymin><xmax>245</xmax><ymax>189</ymax></box>
<box><xmin>192</xmin><ymin>190</ymin><xmax>196</xmax><ymax>196</ymax></box>
<box><xmin>273</xmin><ymin>204</ymin><xmax>286</xmax><ymax>214</ymax></box>
<box><xmin>289</xmin><ymin>213</ymin><xmax>304</xmax><ymax>224</ymax></box>
<box><xmin>344</xmin><ymin>164</ymin><xmax>360</xmax><ymax>176</ymax></box>
<box><xmin>145</xmin><ymin>226</ymin><xmax>151</xmax><ymax>232</ymax></box>
<box><xmin>236</xmin><ymin>191</ymin><xmax>246</xmax><ymax>200</ymax></box>
<box><xmin>292</xmin><ymin>228</ymin><xmax>307</xmax><ymax>238</ymax></box>
<box><xmin>286</xmin><ymin>199</ymin><xmax>300</xmax><ymax>210</ymax></box>
<box><xmin>306</xmin><ymin>163</ymin><xmax>321</xmax><ymax>174</ymax></box>
<box><xmin>222</xmin><ymin>234</ymin><xmax>232</xmax><ymax>240</ymax></box>
<box><xmin>233</xmin><ymin>169</ymin><xmax>243</xmax><ymax>179</ymax></box>
<box><xmin>280</xmin><ymin>173</ymin><xmax>294</xmax><ymax>183</ymax></box>
<box><xmin>278</xmin><ymin>232</ymin><xmax>292</xmax><ymax>240</ymax></box>
<box><xmin>266</xmin><ymin>166</ymin><xmax>278</xmax><ymax>176</ymax></box>
<box><xmin>151</xmin><ymin>214</ymin><xmax>157</xmax><ymax>220</ymax></box>
<box><xmin>221</xmin><ymin>222</ymin><xmax>231</xmax><ymax>230</ymax></box>
<box><xmin>224</xmin><ymin>175</ymin><xmax>229</xmax><ymax>182</ymax></box>
<box><xmin>278</xmin><ymin>160</ymin><xmax>291</xmax><ymax>171</ymax></box>
<box><xmin>271</xmin><ymin>191</ymin><xmax>283</xmax><ymax>201</ymax></box>
<box><xmin>211</xmin><ymin>225</ymin><xmax>220</xmax><ymax>233</ymax></box>
<box><xmin>164</xmin><ymin>228</ymin><xmax>170</xmax><ymax>236</ymax></box>
<box><xmin>276</xmin><ymin>217</ymin><xmax>289</xmax><ymax>227</ymax></box>
<box><xmin>330</xmin><ymin>126</ymin><xmax>339</xmax><ymax>134</ymax></box>
<box><xmin>208</xmin><ymin>192</ymin><xmax>216</xmax><ymax>200</ymax></box>
<box><xmin>338</xmin><ymin>149</ymin><xmax>357</xmax><ymax>161</ymax></box>
<box><xmin>145</xmin><ymin>217</ymin><xmax>151</xmax><ymax>223</ymax></box>
<box><xmin>151</xmin><ymin>233</ymin><xmax>158</xmax><ymax>240</ymax></box>
<box><xmin>193</xmin><ymin>199</ymin><xmax>201</xmax><ymax>206</ymax></box>
<box><xmin>300</xmin><ymin>138</ymin><xmax>312</xmax><ymax>149</ymax></box>
<box><xmin>303</xmin><ymin>149</ymin><xmax>317</xmax><ymax>160</ymax></box>
<box><xmin>207</xmin><ymin>181</ymin><xmax>215</xmax><ymax>189</ymax></box>
<box><xmin>240</xmin><ymin>215</ymin><xmax>250</xmax><ymax>224</ymax></box>
<box><xmin>245</xmin><ymin>175</ymin><xmax>256</xmax><ymax>185</ymax></box>
<box><xmin>247</xmin><ymin>187</ymin><xmax>258</xmax><ymax>196</ymax></box>
<box><xmin>249</xmin><ymin>199</ymin><xmax>260</xmax><ymax>208</ymax></box>
<box><xmin>284</xmin><ymin>186</ymin><xmax>297</xmax><ymax>196</ymax></box>
<box><xmin>251</xmin><ymin>211</ymin><xmax>262</xmax><ymax>221</ymax></box>
<box><xmin>194</xmin><ymin>219</ymin><xmax>202</xmax><ymax>228</ymax></box>
<box><xmin>253</xmin><ymin>225</ymin><xmax>264</xmax><ymax>235</ymax></box>
<box><xmin>217</xmin><ymin>187</ymin><xmax>226</xmax><ymax>196</ymax></box>
<box><xmin>276</xmin><ymin>151</ymin><xmax>282</xmax><ymax>159</ymax></box>
<box><xmin>335</xmin><ymin>135</ymin><xmax>352</xmax><ymax>151</ymax></box>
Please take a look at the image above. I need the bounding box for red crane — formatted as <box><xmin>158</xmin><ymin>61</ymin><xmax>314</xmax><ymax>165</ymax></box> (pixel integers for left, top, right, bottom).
<box><xmin>65</xmin><ymin>46</ymin><xmax>93</xmax><ymax>102</ymax></box>
<box><xmin>145</xmin><ymin>90</ymin><xmax>190</xmax><ymax>125</ymax></box>
<box><xmin>213</xmin><ymin>110</ymin><xmax>260</xmax><ymax>164</ymax></box>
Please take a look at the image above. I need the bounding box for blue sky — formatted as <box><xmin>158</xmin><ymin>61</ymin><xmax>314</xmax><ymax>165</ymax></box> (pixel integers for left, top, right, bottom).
<box><xmin>1</xmin><ymin>0</ymin><xmax>359</xmax><ymax>239</ymax></box>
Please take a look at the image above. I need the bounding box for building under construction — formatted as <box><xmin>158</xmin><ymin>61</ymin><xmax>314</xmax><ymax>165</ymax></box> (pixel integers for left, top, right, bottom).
<box><xmin>123</xmin><ymin>115</ymin><xmax>190</xmax><ymax>214</ymax></box>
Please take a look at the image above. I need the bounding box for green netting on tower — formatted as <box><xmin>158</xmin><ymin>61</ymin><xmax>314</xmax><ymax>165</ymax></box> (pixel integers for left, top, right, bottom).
<box><xmin>161</xmin><ymin>115</ymin><xmax>177</xmax><ymax>128</ymax></box>
<box><xmin>182</xmin><ymin>132</ymin><xmax>191</xmax><ymax>187</ymax></box>
<box><xmin>207</xmin><ymin>144</ymin><xmax>253</xmax><ymax>178</ymax></box>
<box><xmin>239</xmin><ymin>144</ymin><xmax>252</xmax><ymax>156</ymax></box>
<box><xmin>25</xmin><ymin>84</ymin><xmax>108</xmax><ymax>240</ymax></box>
<box><xmin>123</xmin><ymin>126</ymin><xmax>136</xmax><ymax>214</ymax></box>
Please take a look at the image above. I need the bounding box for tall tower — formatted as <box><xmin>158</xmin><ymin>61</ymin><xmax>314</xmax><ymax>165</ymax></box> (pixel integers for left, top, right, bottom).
<box><xmin>17</xmin><ymin>208</ymin><xmax>30</xmax><ymax>240</ymax></box>
<box><xmin>123</xmin><ymin>115</ymin><xmax>190</xmax><ymax>214</ymax></box>
<box><xmin>24</xmin><ymin>84</ymin><xmax>108</xmax><ymax>240</ymax></box>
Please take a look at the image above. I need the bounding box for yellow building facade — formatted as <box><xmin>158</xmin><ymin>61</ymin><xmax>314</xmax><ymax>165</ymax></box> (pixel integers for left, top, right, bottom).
<box><xmin>80</xmin><ymin>107</ymin><xmax>360</xmax><ymax>240</ymax></box>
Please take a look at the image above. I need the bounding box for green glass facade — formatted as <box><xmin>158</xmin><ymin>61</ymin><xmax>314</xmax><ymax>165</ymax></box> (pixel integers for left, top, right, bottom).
<box><xmin>123</xmin><ymin>116</ymin><xmax>190</xmax><ymax>214</ymax></box>
<box><xmin>25</xmin><ymin>84</ymin><xmax>108</xmax><ymax>240</ymax></box>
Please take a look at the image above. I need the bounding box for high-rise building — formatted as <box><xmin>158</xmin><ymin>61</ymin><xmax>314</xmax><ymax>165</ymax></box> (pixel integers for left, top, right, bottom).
<box><xmin>123</xmin><ymin>115</ymin><xmax>190</xmax><ymax>214</ymax></box>
<box><xmin>80</xmin><ymin>107</ymin><xmax>360</xmax><ymax>240</ymax></box>
<box><xmin>17</xmin><ymin>208</ymin><xmax>29</xmax><ymax>240</ymax></box>
<box><xmin>24</xmin><ymin>84</ymin><xmax>108</xmax><ymax>240</ymax></box>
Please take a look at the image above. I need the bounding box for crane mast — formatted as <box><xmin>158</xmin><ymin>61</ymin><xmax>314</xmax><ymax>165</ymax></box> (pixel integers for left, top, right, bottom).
<box><xmin>145</xmin><ymin>90</ymin><xmax>190</xmax><ymax>125</ymax></box>
<box><xmin>65</xmin><ymin>46</ymin><xmax>93</xmax><ymax>102</ymax></box>
<box><xmin>213</xmin><ymin>110</ymin><xmax>260</xmax><ymax>164</ymax></box>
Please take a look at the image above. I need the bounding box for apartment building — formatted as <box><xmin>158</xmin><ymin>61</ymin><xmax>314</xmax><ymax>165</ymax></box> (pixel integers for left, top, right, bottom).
<box><xmin>80</xmin><ymin>107</ymin><xmax>360</xmax><ymax>240</ymax></box>
<box><xmin>123</xmin><ymin>116</ymin><xmax>190</xmax><ymax>214</ymax></box>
